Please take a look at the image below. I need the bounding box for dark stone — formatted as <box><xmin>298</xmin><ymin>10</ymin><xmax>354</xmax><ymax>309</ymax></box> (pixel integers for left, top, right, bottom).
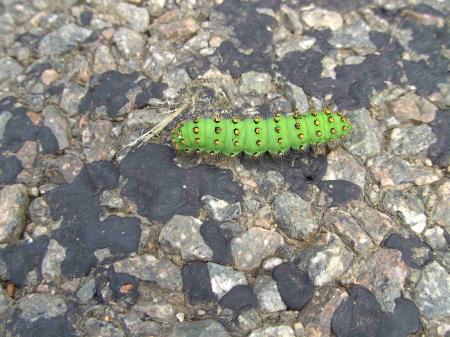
<box><xmin>331</xmin><ymin>285</ymin><xmax>421</xmax><ymax>337</ymax></box>
<box><xmin>214</xmin><ymin>41</ymin><xmax>272</xmax><ymax>78</ymax></box>
<box><xmin>290</xmin><ymin>0</ymin><xmax>371</xmax><ymax>11</ymax></box>
<box><xmin>181</xmin><ymin>261</ymin><xmax>215</xmax><ymax>304</ymax></box>
<box><xmin>377</xmin><ymin>298</ymin><xmax>421</xmax><ymax>337</ymax></box>
<box><xmin>109</xmin><ymin>272</ymin><xmax>139</xmax><ymax>302</ymax></box>
<box><xmin>79</xmin><ymin>71</ymin><xmax>166</xmax><ymax>118</ymax></box>
<box><xmin>8</xmin><ymin>315</ymin><xmax>77</xmax><ymax>337</ymax></box>
<box><xmin>277</xmin><ymin>50</ymin><xmax>332</xmax><ymax>98</ymax></box>
<box><xmin>332</xmin><ymin>32</ymin><xmax>403</xmax><ymax>109</ymax></box>
<box><xmin>381</xmin><ymin>233</ymin><xmax>433</xmax><ymax>269</ymax></box>
<box><xmin>272</xmin><ymin>262</ymin><xmax>314</xmax><ymax>310</ymax></box>
<box><xmin>38</xmin><ymin>126</ymin><xmax>60</xmax><ymax>154</ymax></box>
<box><xmin>46</xmin><ymin>83</ymin><xmax>65</xmax><ymax>97</ymax></box>
<box><xmin>399</xmin><ymin>5</ymin><xmax>450</xmax><ymax>56</ymax></box>
<box><xmin>331</xmin><ymin>285</ymin><xmax>384</xmax><ymax>337</ymax></box>
<box><xmin>44</xmin><ymin>161</ymin><xmax>141</xmax><ymax>278</ymax></box>
<box><xmin>79</xmin><ymin>71</ymin><xmax>138</xmax><ymax>118</ymax></box>
<box><xmin>134</xmin><ymin>80</ymin><xmax>167</xmax><ymax>109</ymax></box>
<box><xmin>15</xmin><ymin>33</ymin><xmax>41</xmax><ymax>57</ymax></box>
<box><xmin>374</xmin><ymin>6</ymin><xmax>450</xmax><ymax>96</ymax></box>
<box><xmin>0</xmin><ymin>155</ymin><xmax>22</xmax><ymax>184</ymax></box>
<box><xmin>219</xmin><ymin>285</ymin><xmax>257</xmax><ymax>313</ymax></box>
<box><xmin>0</xmin><ymin>97</ymin><xmax>58</xmax><ymax>155</ymax></box>
<box><xmin>119</xmin><ymin>144</ymin><xmax>243</xmax><ymax>222</ymax></box>
<box><xmin>318</xmin><ymin>180</ymin><xmax>362</xmax><ymax>205</ymax></box>
<box><xmin>92</xmin><ymin>268</ymin><xmax>139</xmax><ymax>306</ymax></box>
<box><xmin>240</xmin><ymin>149</ymin><xmax>327</xmax><ymax>198</ymax></box>
<box><xmin>200</xmin><ymin>220</ymin><xmax>234</xmax><ymax>265</ymax></box>
<box><xmin>404</xmin><ymin>55</ymin><xmax>450</xmax><ymax>96</ymax></box>
<box><xmin>1</xmin><ymin>106</ymin><xmax>39</xmax><ymax>153</ymax></box>
<box><xmin>215</xmin><ymin>0</ymin><xmax>280</xmax><ymax>50</ymax></box>
<box><xmin>0</xmin><ymin>235</ymin><xmax>50</xmax><ymax>287</ymax></box>
<box><xmin>79</xmin><ymin>11</ymin><xmax>93</xmax><ymax>26</ymax></box>
<box><xmin>183</xmin><ymin>56</ymin><xmax>211</xmax><ymax>79</ymax></box>
<box><xmin>428</xmin><ymin>109</ymin><xmax>450</xmax><ymax>167</ymax></box>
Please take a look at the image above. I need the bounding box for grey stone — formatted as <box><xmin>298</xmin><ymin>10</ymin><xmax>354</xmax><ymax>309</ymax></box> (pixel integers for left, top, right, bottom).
<box><xmin>430</xmin><ymin>181</ymin><xmax>450</xmax><ymax>230</ymax></box>
<box><xmin>424</xmin><ymin>226</ymin><xmax>448</xmax><ymax>251</ymax></box>
<box><xmin>143</xmin><ymin>45</ymin><xmax>175</xmax><ymax>81</ymax></box>
<box><xmin>273</xmin><ymin>192</ymin><xmax>318</xmax><ymax>240</ymax></box>
<box><xmin>0</xmin><ymin>110</ymin><xmax>12</xmax><ymax>146</ymax></box>
<box><xmin>43</xmin><ymin>105</ymin><xmax>71</xmax><ymax>150</ymax></box>
<box><xmin>276</xmin><ymin>36</ymin><xmax>316</xmax><ymax>58</ymax></box>
<box><xmin>258</xmin><ymin>171</ymin><xmax>285</xmax><ymax>201</ymax></box>
<box><xmin>239</xmin><ymin>72</ymin><xmax>272</xmax><ymax>96</ymax></box>
<box><xmin>41</xmin><ymin>239</ymin><xmax>66</xmax><ymax>280</ymax></box>
<box><xmin>159</xmin><ymin>215</ymin><xmax>212</xmax><ymax>261</ymax></box>
<box><xmin>284</xmin><ymin>82</ymin><xmax>309</xmax><ymax>112</ymax></box>
<box><xmin>237</xmin><ymin>309</ymin><xmax>261</xmax><ymax>334</ymax></box>
<box><xmin>60</xmin><ymin>81</ymin><xmax>87</xmax><ymax>116</ymax></box>
<box><xmin>342</xmin><ymin>249</ymin><xmax>407</xmax><ymax>312</ymax></box>
<box><xmin>302</xmin><ymin>8</ymin><xmax>343</xmax><ymax>31</ymax></box>
<box><xmin>368</xmin><ymin>155</ymin><xmax>442</xmax><ymax>187</ymax></box>
<box><xmin>148</xmin><ymin>0</ymin><xmax>166</xmax><ymax>17</ymax></box>
<box><xmin>162</xmin><ymin>68</ymin><xmax>192</xmax><ymax>92</ymax></box>
<box><xmin>323</xmin><ymin>147</ymin><xmax>366</xmax><ymax>190</ymax></box>
<box><xmin>77</xmin><ymin>279</ymin><xmax>96</xmax><ymax>304</ymax></box>
<box><xmin>123</xmin><ymin>312</ymin><xmax>160</xmax><ymax>337</ymax></box>
<box><xmin>84</xmin><ymin>317</ymin><xmax>125</xmax><ymax>337</ymax></box>
<box><xmin>0</xmin><ymin>286</ymin><xmax>8</xmax><ymax>314</ymax></box>
<box><xmin>113</xmin><ymin>27</ymin><xmax>145</xmax><ymax>59</ymax></box>
<box><xmin>343</xmin><ymin>108</ymin><xmax>381</xmax><ymax>159</ymax></box>
<box><xmin>297</xmin><ymin>231</ymin><xmax>354</xmax><ymax>287</ymax></box>
<box><xmin>94</xmin><ymin>45</ymin><xmax>117</xmax><ymax>74</ymax></box>
<box><xmin>298</xmin><ymin>286</ymin><xmax>348</xmax><ymax>337</ymax></box>
<box><xmin>44</xmin><ymin>153</ymin><xmax>84</xmax><ymax>183</ymax></box>
<box><xmin>82</xmin><ymin>120</ymin><xmax>115</xmax><ymax>163</ymax></box>
<box><xmin>28</xmin><ymin>198</ymin><xmax>50</xmax><ymax>227</ymax></box>
<box><xmin>330</xmin><ymin>21</ymin><xmax>376</xmax><ymax>53</ymax></box>
<box><xmin>18</xmin><ymin>293</ymin><xmax>67</xmax><ymax>322</ymax></box>
<box><xmin>127</xmin><ymin>108</ymin><xmax>166</xmax><ymax>129</ymax></box>
<box><xmin>116</xmin><ymin>2</ymin><xmax>149</xmax><ymax>33</ymax></box>
<box><xmin>231</xmin><ymin>227</ymin><xmax>284</xmax><ymax>271</ymax></box>
<box><xmin>38</xmin><ymin>23</ymin><xmax>92</xmax><ymax>56</ymax></box>
<box><xmin>113</xmin><ymin>254</ymin><xmax>182</xmax><ymax>291</ymax></box>
<box><xmin>389</xmin><ymin>93</ymin><xmax>437</xmax><ymax>124</ymax></box>
<box><xmin>0</xmin><ymin>56</ymin><xmax>23</xmax><ymax>82</ymax></box>
<box><xmin>202</xmin><ymin>195</ymin><xmax>241</xmax><ymax>222</ymax></box>
<box><xmin>0</xmin><ymin>184</ymin><xmax>29</xmax><ymax>244</ymax></box>
<box><xmin>132</xmin><ymin>299</ymin><xmax>174</xmax><ymax>322</ymax></box>
<box><xmin>168</xmin><ymin>319</ymin><xmax>230</xmax><ymax>337</ymax></box>
<box><xmin>380</xmin><ymin>188</ymin><xmax>427</xmax><ymax>233</ymax></box>
<box><xmin>100</xmin><ymin>190</ymin><xmax>125</xmax><ymax>210</ymax></box>
<box><xmin>342</xmin><ymin>200</ymin><xmax>396</xmax><ymax>244</ymax></box>
<box><xmin>414</xmin><ymin>261</ymin><xmax>450</xmax><ymax>318</ymax></box>
<box><xmin>390</xmin><ymin>124</ymin><xmax>437</xmax><ymax>158</ymax></box>
<box><xmin>248</xmin><ymin>325</ymin><xmax>295</xmax><ymax>337</ymax></box>
<box><xmin>322</xmin><ymin>208</ymin><xmax>373</xmax><ymax>254</ymax></box>
<box><xmin>253</xmin><ymin>275</ymin><xmax>286</xmax><ymax>313</ymax></box>
<box><xmin>207</xmin><ymin>262</ymin><xmax>247</xmax><ymax>299</ymax></box>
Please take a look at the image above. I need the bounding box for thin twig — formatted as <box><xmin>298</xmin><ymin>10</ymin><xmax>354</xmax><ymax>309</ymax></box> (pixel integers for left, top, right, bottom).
<box><xmin>126</xmin><ymin>94</ymin><xmax>198</xmax><ymax>148</ymax></box>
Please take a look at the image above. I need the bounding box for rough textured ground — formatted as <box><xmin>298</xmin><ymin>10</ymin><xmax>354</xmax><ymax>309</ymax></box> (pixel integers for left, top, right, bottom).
<box><xmin>0</xmin><ymin>0</ymin><xmax>449</xmax><ymax>336</ymax></box>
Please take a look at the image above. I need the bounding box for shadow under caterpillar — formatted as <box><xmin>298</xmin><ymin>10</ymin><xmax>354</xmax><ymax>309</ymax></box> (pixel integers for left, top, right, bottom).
<box><xmin>171</xmin><ymin>108</ymin><xmax>352</xmax><ymax>157</ymax></box>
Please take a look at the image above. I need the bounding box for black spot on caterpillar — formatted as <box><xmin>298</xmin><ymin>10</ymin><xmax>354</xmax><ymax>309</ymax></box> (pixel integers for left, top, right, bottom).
<box><xmin>171</xmin><ymin>109</ymin><xmax>352</xmax><ymax>157</ymax></box>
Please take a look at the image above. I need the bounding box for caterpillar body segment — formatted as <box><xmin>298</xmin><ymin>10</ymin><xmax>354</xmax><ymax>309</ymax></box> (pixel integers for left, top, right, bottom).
<box><xmin>171</xmin><ymin>111</ymin><xmax>352</xmax><ymax>156</ymax></box>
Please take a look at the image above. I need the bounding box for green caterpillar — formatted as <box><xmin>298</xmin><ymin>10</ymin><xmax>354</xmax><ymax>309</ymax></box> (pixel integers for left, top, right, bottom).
<box><xmin>171</xmin><ymin>109</ymin><xmax>352</xmax><ymax>157</ymax></box>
